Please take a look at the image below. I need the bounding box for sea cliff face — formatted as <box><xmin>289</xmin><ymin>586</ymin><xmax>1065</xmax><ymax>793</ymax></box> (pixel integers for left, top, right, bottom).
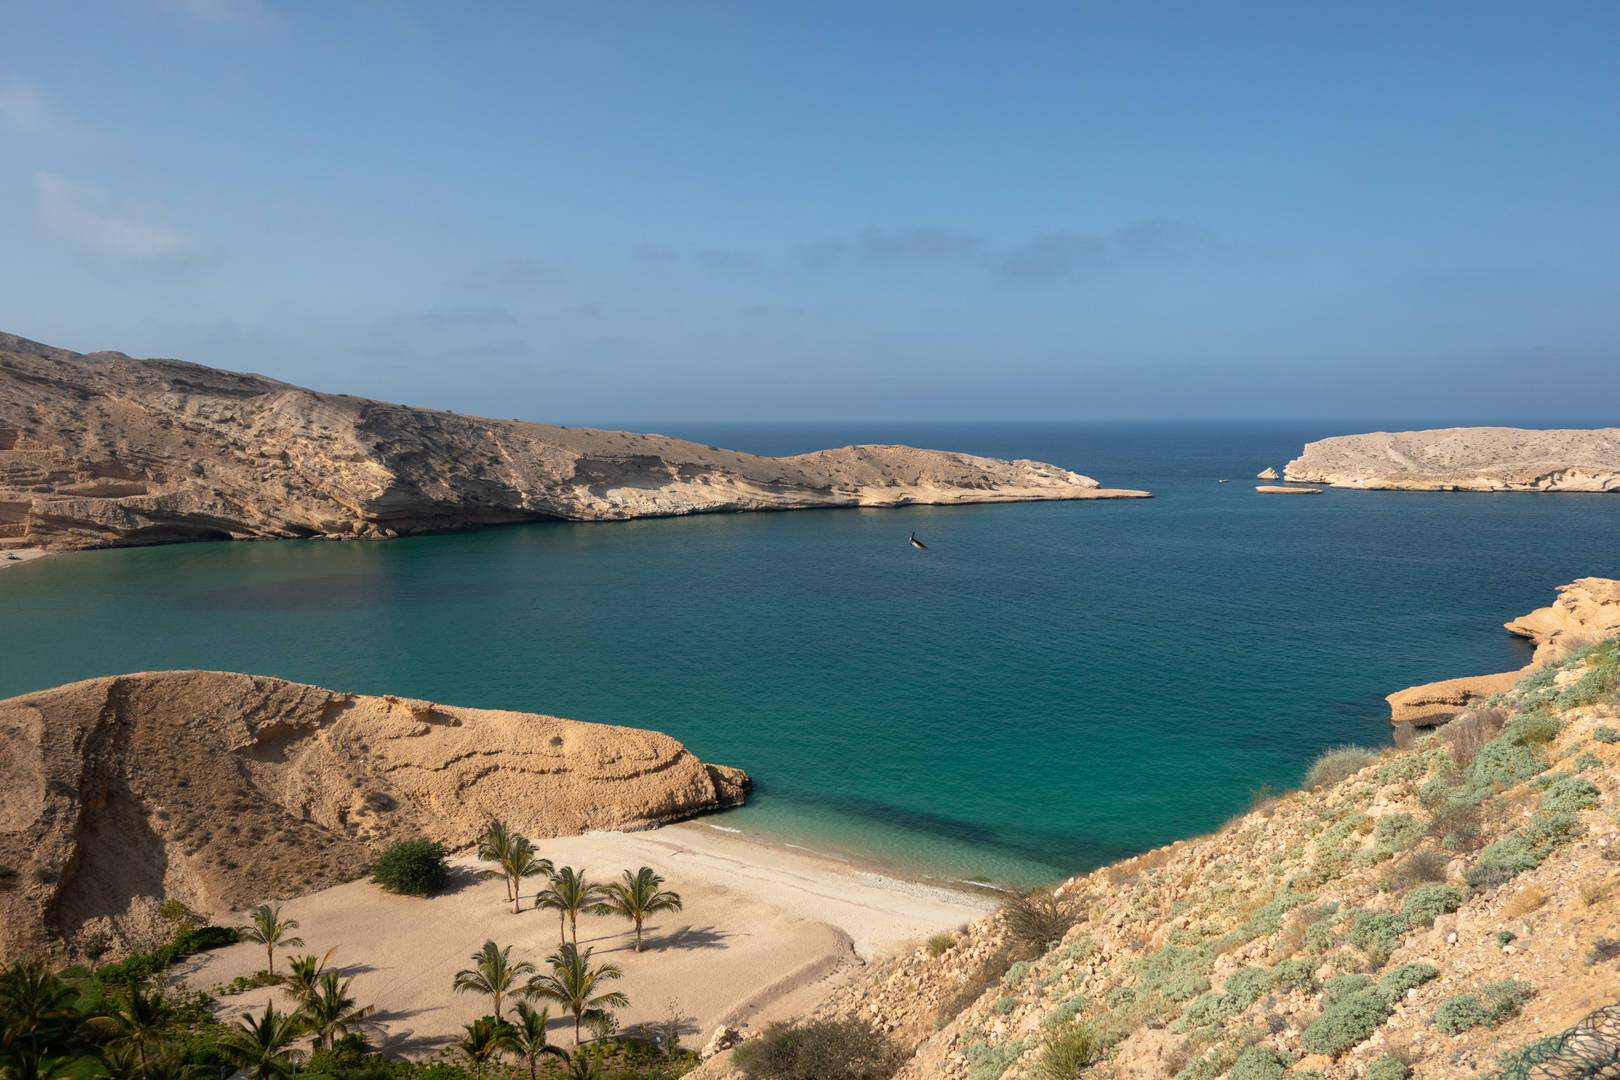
<box><xmin>1386</xmin><ymin>577</ymin><xmax>1620</xmax><ymax>732</ymax></box>
<box><xmin>0</xmin><ymin>671</ymin><xmax>749</xmax><ymax>961</ymax></box>
<box><xmin>0</xmin><ymin>332</ymin><xmax>1147</xmax><ymax>552</ymax></box>
<box><xmin>1284</xmin><ymin>427</ymin><xmax>1620</xmax><ymax>492</ymax></box>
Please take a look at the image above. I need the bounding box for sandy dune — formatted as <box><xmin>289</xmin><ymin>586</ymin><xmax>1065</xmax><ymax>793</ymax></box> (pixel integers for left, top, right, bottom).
<box><xmin>176</xmin><ymin>822</ymin><xmax>993</xmax><ymax>1055</ymax></box>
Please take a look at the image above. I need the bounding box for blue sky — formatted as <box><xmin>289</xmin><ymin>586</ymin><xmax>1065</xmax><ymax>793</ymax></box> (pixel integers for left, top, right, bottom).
<box><xmin>2</xmin><ymin>1</ymin><xmax>1617</xmax><ymax>422</ymax></box>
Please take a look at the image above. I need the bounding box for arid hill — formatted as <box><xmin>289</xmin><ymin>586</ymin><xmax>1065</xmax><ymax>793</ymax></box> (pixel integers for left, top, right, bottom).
<box><xmin>1284</xmin><ymin>427</ymin><xmax>1620</xmax><ymax>491</ymax></box>
<box><xmin>0</xmin><ymin>332</ymin><xmax>1147</xmax><ymax>551</ymax></box>
<box><xmin>0</xmin><ymin>671</ymin><xmax>748</xmax><ymax>962</ymax></box>
<box><xmin>695</xmin><ymin>598</ymin><xmax>1620</xmax><ymax>1080</ymax></box>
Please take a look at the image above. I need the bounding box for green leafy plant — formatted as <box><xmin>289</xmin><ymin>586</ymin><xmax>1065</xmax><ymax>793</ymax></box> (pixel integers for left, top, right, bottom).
<box><xmin>733</xmin><ymin>1017</ymin><xmax>902</xmax><ymax>1080</ymax></box>
<box><xmin>369</xmin><ymin>839</ymin><xmax>450</xmax><ymax>896</ymax></box>
<box><xmin>1402</xmin><ymin>885</ymin><xmax>1464</xmax><ymax>927</ymax></box>
<box><xmin>927</xmin><ymin>934</ymin><xmax>956</xmax><ymax>957</ymax></box>
<box><xmin>1306</xmin><ymin>746</ymin><xmax>1378</xmax><ymax>789</ymax></box>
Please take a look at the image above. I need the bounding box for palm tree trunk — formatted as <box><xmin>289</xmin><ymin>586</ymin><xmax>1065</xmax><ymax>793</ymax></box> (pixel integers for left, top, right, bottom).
<box><xmin>573</xmin><ymin>1009</ymin><xmax>581</xmax><ymax>1045</ymax></box>
<box><xmin>569</xmin><ymin>911</ymin><xmax>577</xmax><ymax>945</ymax></box>
<box><xmin>493</xmin><ymin>989</ymin><xmax>502</xmax><ymax>1019</ymax></box>
<box><xmin>512</xmin><ymin>890</ymin><xmax>520</xmax><ymax>915</ymax></box>
<box><xmin>557</xmin><ymin>912</ymin><xmax>565</xmax><ymax>944</ymax></box>
<box><xmin>267</xmin><ymin>943</ymin><xmax>275</xmax><ymax>973</ymax></box>
<box><xmin>635</xmin><ymin>916</ymin><xmax>644</xmax><ymax>952</ymax></box>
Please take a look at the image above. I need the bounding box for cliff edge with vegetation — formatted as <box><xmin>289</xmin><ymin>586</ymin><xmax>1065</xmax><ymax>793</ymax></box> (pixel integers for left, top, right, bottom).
<box><xmin>0</xmin><ymin>331</ymin><xmax>1147</xmax><ymax>552</ymax></box>
<box><xmin>0</xmin><ymin>671</ymin><xmax>748</xmax><ymax>963</ymax></box>
<box><xmin>1282</xmin><ymin>427</ymin><xmax>1620</xmax><ymax>492</ymax></box>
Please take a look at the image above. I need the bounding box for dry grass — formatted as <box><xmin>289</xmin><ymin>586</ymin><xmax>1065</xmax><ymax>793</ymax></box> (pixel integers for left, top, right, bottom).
<box><xmin>1441</xmin><ymin>706</ymin><xmax>1509</xmax><ymax>769</ymax></box>
<box><xmin>1580</xmin><ymin>877</ymin><xmax>1614</xmax><ymax>906</ymax></box>
<box><xmin>1504</xmin><ymin>886</ymin><xmax>1550</xmax><ymax>917</ymax></box>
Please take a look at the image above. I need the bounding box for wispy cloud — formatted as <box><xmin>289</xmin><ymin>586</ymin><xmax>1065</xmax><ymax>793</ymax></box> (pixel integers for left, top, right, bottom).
<box><xmin>858</xmin><ymin>226</ymin><xmax>984</xmax><ymax>263</ymax></box>
<box><xmin>0</xmin><ymin>76</ymin><xmax>88</xmax><ymax>140</ymax></box>
<box><xmin>163</xmin><ymin>0</ymin><xmax>271</xmax><ymax>27</ymax></box>
<box><xmin>998</xmin><ymin>220</ymin><xmax>1211</xmax><ymax>280</ymax></box>
<box><xmin>34</xmin><ymin>172</ymin><xmax>194</xmax><ymax>259</ymax></box>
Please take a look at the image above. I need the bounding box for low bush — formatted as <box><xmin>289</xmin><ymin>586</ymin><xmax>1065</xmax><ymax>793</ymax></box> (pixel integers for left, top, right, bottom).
<box><xmin>1441</xmin><ymin>707</ymin><xmax>1508</xmax><ymax>769</ymax></box>
<box><xmin>1300</xmin><ymin>987</ymin><xmax>1393</xmax><ymax>1057</ymax></box>
<box><xmin>1402</xmin><ymin>885</ymin><xmax>1464</xmax><ymax>927</ymax></box>
<box><xmin>1378</xmin><ymin>963</ymin><xmax>1438</xmax><ymax>999</ymax></box>
<box><xmin>94</xmin><ymin>924</ymin><xmax>240</xmax><ymax>984</ymax></box>
<box><xmin>1366</xmin><ymin>1056</ymin><xmax>1411</xmax><ymax>1080</ymax></box>
<box><xmin>1371</xmin><ymin>813</ymin><xmax>1424</xmax><ymax>863</ymax></box>
<box><xmin>1227</xmin><ymin>1045</ymin><xmax>1294</xmax><ymax>1080</ymax></box>
<box><xmin>927</xmin><ymin>933</ymin><xmax>955</xmax><ymax>957</ymax></box>
<box><xmin>1383</xmin><ymin>848</ymin><xmax>1450</xmax><ymax>891</ymax></box>
<box><xmin>1035</xmin><ymin>1023</ymin><xmax>1102</xmax><ymax>1080</ymax></box>
<box><xmin>733</xmin><ymin>1018</ymin><xmax>902</xmax><ymax>1080</ymax></box>
<box><xmin>1001</xmin><ymin>888</ymin><xmax>1085</xmax><ymax>956</ymax></box>
<box><xmin>368</xmin><ymin>838</ymin><xmax>450</xmax><ymax>896</ymax></box>
<box><xmin>1306</xmin><ymin>746</ymin><xmax>1378</xmax><ymax>789</ymax></box>
<box><xmin>1594</xmin><ymin>726</ymin><xmax>1620</xmax><ymax>744</ymax></box>
<box><xmin>1163</xmin><ymin>971</ymin><xmax>1211</xmax><ymax>1003</ymax></box>
<box><xmin>1541</xmin><ymin>775</ymin><xmax>1602</xmax><ymax>813</ymax></box>
<box><xmin>1348</xmin><ymin>910</ymin><xmax>1409</xmax><ymax>960</ymax></box>
<box><xmin>1467</xmin><ymin>813</ymin><xmax>1583</xmax><ymax>885</ymax></box>
<box><xmin>1434</xmin><ymin>980</ymin><xmax>1534</xmax><ymax>1034</ymax></box>
<box><xmin>1574</xmin><ymin>751</ymin><xmax>1602</xmax><ymax>770</ymax></box>
<box><xmin>1269</xmin><ymin>956</ymin><xmax>1318</xmax><ymax>992</ymax></box>
<box><xmin>1587</xmin><ymin>938</ymin><xmax>1620</xmax><ymax>965</ymax></box>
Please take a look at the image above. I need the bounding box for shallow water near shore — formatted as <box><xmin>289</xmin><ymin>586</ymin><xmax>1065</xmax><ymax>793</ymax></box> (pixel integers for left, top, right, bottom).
<box><xmin>4</xmin><ymin>421</ymin><xmax>1618</xmax><ymax>886</ymax></box>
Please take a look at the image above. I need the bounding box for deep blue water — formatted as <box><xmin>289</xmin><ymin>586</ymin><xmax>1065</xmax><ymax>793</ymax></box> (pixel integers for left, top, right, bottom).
<box><xmin>3</xmin><ymin>422</ymin><xmax>1617</xmax><ymax>886</ymax></box>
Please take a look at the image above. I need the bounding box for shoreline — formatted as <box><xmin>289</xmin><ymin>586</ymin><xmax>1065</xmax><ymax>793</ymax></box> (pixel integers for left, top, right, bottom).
<box><xmin>0</xmin><ymin>547</ymin><xmax>51</xmax><ymax>571</ymax></box>
<box><xmin>179</xmin><ymin>820</ymin><xmax>995</xmax><ymax>1056</ymax></box>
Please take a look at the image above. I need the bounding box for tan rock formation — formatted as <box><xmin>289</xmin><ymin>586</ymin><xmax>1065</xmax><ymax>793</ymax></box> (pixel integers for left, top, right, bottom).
<box><xmin>1284</xmin><ymin>427</ymin><xmax>1620</xmax><ymax>491</ymax></box>
<box><xmin>0</xmin><ymin>332</ymin><xmax>1149</xmax><ymax>552</ymax></box>
<box><xmin>1257</xmin><ymin>466</ymin><xmax>1280</xmax><ymax>480</ymax></box>
<box><xmin>1386</xmin><ymin>577</ymin><xmax>1620</xmax><ymax>730</ymax></box>
<box><xmin>0</xmin><ymin>670</ymin><xmax>748</xmax><ymax>961</ymax></box>
<box><xmin>1255</xmin><ymin>485</ymin><xmax>1319</xmax><ymax>494</ymax></box>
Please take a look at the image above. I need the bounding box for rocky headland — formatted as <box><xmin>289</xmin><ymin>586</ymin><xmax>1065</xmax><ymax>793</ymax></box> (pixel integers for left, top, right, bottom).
<box><xmin>0</xmin><ymin>332</ymin><xmax>1148</xmax><ymax>552</ymax></box>
<box><xmin>0</xmin><ymin>671</ymin><xmax>748</xmax><ymax>962</ymax></box>
<box><xmin>1284</xmin><ymin>427</ymin><xmax>1620</xmax><ymax>492</ymax></box>
<box><xmin>1387</xmin><ymin>577</ymin><xmax>1620</xmax><ymax>734</ymax></box>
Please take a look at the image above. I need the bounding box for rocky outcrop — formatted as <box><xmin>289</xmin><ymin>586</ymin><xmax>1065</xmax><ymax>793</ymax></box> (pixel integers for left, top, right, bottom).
<box><xmin>1255</xmin><ymin>485</ymin><xmax>1319</xmax><ymax>494</ymax></box>
<box><xmin>1257</xmin><ymin>467</ymin><xmax>1280</xmax><ymax>480</ymax></box>
<box><xmin>0</xmin><ymin>332</ymin><xmax>1149</xmax><ymax>552</ymax></box>
<box><xmin>0</xmin><ymin>671</ymin><xmax>748</xmax><ymax>961</ymax></box>
<box><xmin>1387</xmin><ymin>577</ymin><xmax>1620</xmax><ymax>732</ymax></box>
<box><xmin>1284</xmin><ymin>427</ymin><xmax>1620</xmax><ymax>491</ymax></box>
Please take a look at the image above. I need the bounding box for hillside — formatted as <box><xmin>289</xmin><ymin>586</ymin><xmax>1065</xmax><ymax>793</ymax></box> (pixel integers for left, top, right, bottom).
<box><xmin>696</xmin><ymin>592</ymin><xmax>1620</xmax><ymax>1079</ymax></box>
<box><xmin>0</xmin><ymin>332</ymin><xmax>1147</xmax><ymax>551</ymax></box>
<box><xmin>0</xmin><ymin>671</ymin><xmax>748</xmax><ymax>963</ymax></box>
<box><xmin>1283</xmin><ymin>427</ymin><xmax>1620</xmax><ymax>492</ymax></box>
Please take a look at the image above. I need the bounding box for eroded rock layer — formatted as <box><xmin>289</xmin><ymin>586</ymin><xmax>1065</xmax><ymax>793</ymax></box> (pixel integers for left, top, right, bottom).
<box><xmin>0</xmin><ymin>671</ymin><xmax>749</xmax><ymax>961</ymax></box>
<box><xmin>0</xmin><ymin>332</ymin><xmax>1147</xmax><ymax>551</ymax></box>
<box><xmin>1284</xmin><ymin>426</ymin><xmax>1620</xmax><ymax>491</ymax></box>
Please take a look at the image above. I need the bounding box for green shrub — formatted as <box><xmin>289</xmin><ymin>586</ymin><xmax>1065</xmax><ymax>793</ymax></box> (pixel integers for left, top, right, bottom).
<box><xmin>734</xmin><ymin>1017</ymin><xmax>902</xmax><ymax>1080</ymax></box>
<box><xmin>1005</xmin><ymin>961</ymin><xmax>1034</xmax><ymax>986</ymax></box>
<box><xmin>1163</xmin><ymin>971</ymin><xmax>1211</xmax><ymax>1003</ymax></box>
<box><xmin>1320</xmin><ymin>974</ymin><xmax>1373</xmax><ymax>1007</ymax></box>
<box><xmin>1300</xmin><ymin>987</ymin><xmax>1393</xmax><ymax>1056</ymax></box>
<box><xmin>1496</xmin><ymin>930</ymin><xmax>1516</xmax><ymax>946</ymax></box>
<box><xmin>1176</xmin><ymin>990</ymin><xmax>1246</xmax><ymax>1029</ymax></box>
<box><xmin>1306</xmin><ymin>746</ymin><xmax>1379</xmax><ymax>789</ymax></box>
<box><xmin>1468</xmin><ymin>812</ymin><xmax>1583</xmax><ymax>884</ymax></box>
<box><xmin>1041</xmin><ymin>995</ymin><xmax>1089</xmax><ymax>1029</ymax></box>
<box><xmin>1371</xmin><ymin>813</ymin><xmax>1424</xmax><ymax>862</ymax></box>
<box><xmin>1467</xmin><ymin>740</ymin><xmax>1546</xmax><ymax>793</ymax></box>
<box><xmin>1378</xmin><ymin>963</ymin><xmax>1438</xmax><ymax>1000</ymax></box>
<box><xmin>991</xmin><ymin>996</ymin><xmax>1016</xmax><ymax>1015</ymax></box>
<box><xmin>1594</xmin><ymin>726</ymin><xmax>1620</xmax><ymax>743</ymax></box>
<box><xmin>1574</xmin><ymin>751</ymin><xmax>1602</xmax><ymax>771</ymax></box>
<box><xmin>1349</xmin><ymin>910</ymin><xmax>1409</xmax><ymax>958</ymax></box>
<box><xmin>368</xmin><ymin>838</ymin><xmax>450</xmax><ymax>896</ymax></box>
<box><xmin>93</xmin><ymin>924</ymin><xmax>241</xmax><ymax>984</ymax></box>
<box><xmin>1222</xmin><ymin>967</ymin><xmax>1274</xmax><ymax>1007</ymax></box>
<box><xmin>1269</xmin><ymin>956</ymin><xmax>1318</xmax><ymax>992</ymax></box>
<box><xmin>927</xmin><ymin>933</ymin><xmax>956</xmax><ymax>957</ymax></box>
<box><xmin>1227</xmin><ymin>1045</ymin><xmax>1294</xmax><ymax>1080</ymax></box>
<box><xmin>1435</xmin><ymin>994</ymin><xmax>1490</xmax><ymax>1034</ymax></box>
<box><xmin>1541</xmin><ymin>776</ymin><xmax>1602</xmax><ymax>813</ymax></box>
<box><xmin>1365</xmin><ymin>1056</ymin><xmax>1411</xmax><ymax>1080</ymax></box>
<box><xmin>1503</xmin><ymin>713</ymin><xmax>1563</xmax><ymax>747</ymax></box>
<box><xmin>1035</xmin><ymin>1024</ymin><xmax>1101</xmax><ymax>1080</ymax></box>
<box><xmin>1402</xmin><ymin>885</ymin><xmax>1465</xmax><ymax>927</ymax></box>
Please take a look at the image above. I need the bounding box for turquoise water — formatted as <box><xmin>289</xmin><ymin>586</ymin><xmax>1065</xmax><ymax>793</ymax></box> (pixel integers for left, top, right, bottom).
<box><xmin>3</xmin><ymin>422</ymin><xmax>1617</xmax><ymax>886</ymax></box>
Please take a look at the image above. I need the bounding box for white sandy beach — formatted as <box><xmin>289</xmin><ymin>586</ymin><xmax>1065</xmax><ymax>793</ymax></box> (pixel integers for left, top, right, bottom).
<box><xmin>0</xmin><ymin>548</ymin><xmax>49</xmax><ymax>570</ymax></box>
<box><xmin>176</xmin><ymin>821</ymin><xmax>993</xmax><ymax>1056</ymax></box>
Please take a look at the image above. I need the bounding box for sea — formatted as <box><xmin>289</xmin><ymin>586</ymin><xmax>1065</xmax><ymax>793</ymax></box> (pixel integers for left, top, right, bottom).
<box><xmin>3</xmin><ymin>421</ymin><xmax>1617</xmax><ymax>888</ymax></box>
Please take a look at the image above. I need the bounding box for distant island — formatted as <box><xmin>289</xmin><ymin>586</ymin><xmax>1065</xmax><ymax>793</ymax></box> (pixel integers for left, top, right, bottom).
<box><xmin>0</xmin><ymin>332</ymin><xmax>1148</xmax><ymax>553</ymax></box>
<box><xmin>1285</xmin><ymin>426</ymin><xmax>1620</xmax><ymax>491</ymax></box>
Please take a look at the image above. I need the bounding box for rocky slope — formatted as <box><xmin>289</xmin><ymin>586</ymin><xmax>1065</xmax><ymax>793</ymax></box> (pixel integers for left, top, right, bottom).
<box><xmin>1387</xmin><ymin>577</ymin><xmax>1620</xmax><ymax>734</ymax></box>
<box><xmin>0</xmin><ymin>332</ymin><xmax>1148</xmax><ymax>551</ymax></box>
<box><xmin>696</xmin><ymin>619</ymin><xmax>1620</xmax><ymax>1080</ymax></box>
<box><xmin>1283</xmin><ymin>427</ymin><xmax>1620</xmax><ymax>492</ymax></box>
<box><xmin>0</xmin><ymin>671</ymin><xmax>748</xmax><ymax>962</ymax></box>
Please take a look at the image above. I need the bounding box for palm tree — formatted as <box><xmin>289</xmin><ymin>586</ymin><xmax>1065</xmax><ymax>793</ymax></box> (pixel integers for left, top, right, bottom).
<box><xmin>300</xmin><ymin>972</ymin><xmax>373</xmax><ymax>1053</ymax></box>
<box><xmin>94</xmin><ymin>1043</ymin><xmax>140</xmax><ymax>1080</ymax></box>
<box><xmin>138</xmin><ymin>1044</ymin><xmax>205</xmax><ymax>1080</ymax></box>
<box><xmin>238</xmin><ymin>905</ymin><xmax>305</xmax><ymax>976</ymax></box>
<box><xmin>280</xmin><ymin>946</ymin><xmax>342</xmax><ymax>1008</ymax></box>
<box><xmin>219</xmin><ymin>1003</ymin><xmax>304</xmax><ymax>1080</ymax></box>
<box><xmin>450</xmin><ymin>1017</ymin><xmax>513</xmax><ymax>1079</ymax></box>
<box><xmin>560</xmin><ymin>1048</ymin><xmax>605</xmax><ymax>1080</ymax></box>
<box><xmin>507</xmin><ymin>1002</ymin><xmax>567</xmax><ymax>1080</ymax></box>
<box><xmin>533</xmin><ymin>868</ymin><xmax>605</xmax><ymax>946</ymax></box>
<box><xmin>597</xmin><ymin>867</ymin><xmax>683</xmax><ymax>953</ymax></box>
<box><xmin>500</xmin><ymin>839</ymin><xmax>554</xmax><ymax>915</ymax></box>
<box><xmin>0</xmin><ymin>963</ymin><xmax>79</xmax><ymax>1080</ymax></box>
<box><xmin>100</xmin><ymin>984</ymin><xmax>169</xmax><ymax>1074</ymax></box>
<box><xmin>452</xmin><ymin>941</ymin><xmax>536</xmax><ymax>1021</ymax></box>
<box><xmin>522</xmin><ymin>944</ymin><xmax>627</xmax><ymax>1046</ymax></box>
<box><xmin>477</xmin><ymin>819</ymin><xmax>517</xmax><ymax>902</ymax></box>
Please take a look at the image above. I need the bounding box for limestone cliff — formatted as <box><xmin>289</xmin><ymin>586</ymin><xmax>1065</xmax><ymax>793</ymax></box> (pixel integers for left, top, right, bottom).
<box><xmin>0</xmin><ymin>332</ymin><xmax>1148</xmax><ymax>551</ymax></box>
<box><xmin>0</xmin><ymin>671</ymin><xmax>749</xmax><ymax>962</ymax></box>
<box><xmin>1387</xmin><ymin>577</ymin><xmax>1620</xmax><ymax>732</ymax></box>
<box><xmin>1283</xmin><ymin>427</ymin><xmax>1620</xmax><ymax>491</ymax></box>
